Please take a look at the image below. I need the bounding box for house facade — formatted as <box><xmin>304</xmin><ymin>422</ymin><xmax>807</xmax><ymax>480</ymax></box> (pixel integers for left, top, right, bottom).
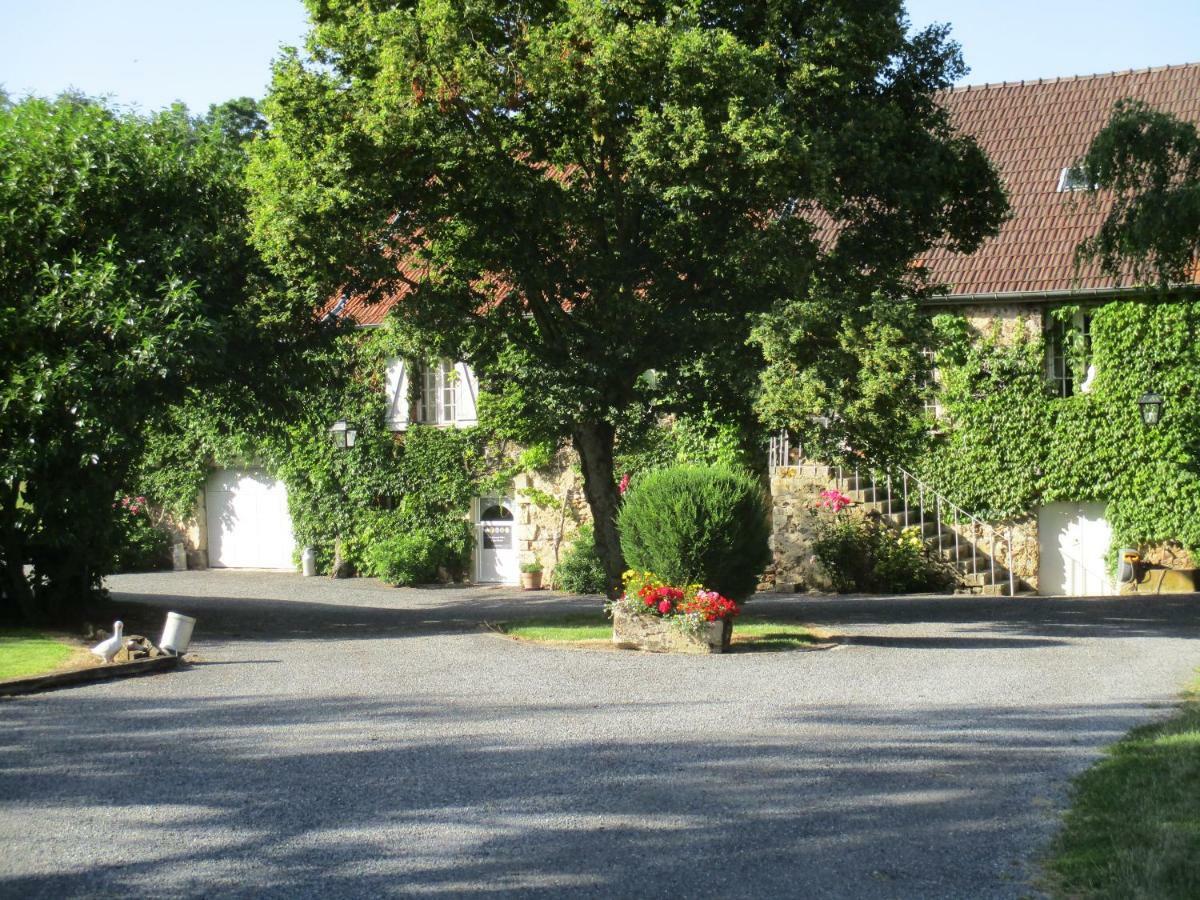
<box><xmin>770</xmin><ymin>63</ymin><xmax>1200</xmax><ymax>596</ymax></box>
<box><xmin>185</xmin><ymin>63</ymin><xmax>1200</xmax><ymax>596</ymax></box>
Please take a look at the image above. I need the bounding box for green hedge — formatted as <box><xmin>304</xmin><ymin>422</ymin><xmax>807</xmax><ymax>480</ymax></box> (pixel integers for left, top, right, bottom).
<box><xmin>618</xmin><ymin>465</ymin><xmax>770</xmax><ymax>601</ymax></box>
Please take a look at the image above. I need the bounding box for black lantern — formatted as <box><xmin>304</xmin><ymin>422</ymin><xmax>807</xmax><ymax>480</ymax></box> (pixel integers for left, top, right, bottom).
<box><xmin>329</xmin><ymin>420</ymin><xmax>358</xmax><ymax>449</ymax></box>
<box><xmin>1138</xmin><ymin>392</ymin><xmax>1164</xmax><ymax>427</ymax></box>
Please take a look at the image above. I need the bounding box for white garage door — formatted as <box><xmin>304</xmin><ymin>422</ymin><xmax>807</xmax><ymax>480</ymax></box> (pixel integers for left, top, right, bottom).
<box><xmin>1038</xmin><ymin>502</ymin><xmax>1114</xmax><ymax>596</ymax></box>
<box><xmin>205</xmin><ymin>469</ymin><xmax>296</xmax><ymax>570</ymax></box>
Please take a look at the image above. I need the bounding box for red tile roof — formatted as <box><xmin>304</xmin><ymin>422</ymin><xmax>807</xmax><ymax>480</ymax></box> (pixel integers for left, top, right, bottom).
<box><xmin>327</xmin><ymin>63</ymin><xmax>1200</xmax><ymax>324</ymax></box>
<box><xmin>928</xmin><ymin>63</ymin><xmax>1200</xmax><ymax>298</ymax></box>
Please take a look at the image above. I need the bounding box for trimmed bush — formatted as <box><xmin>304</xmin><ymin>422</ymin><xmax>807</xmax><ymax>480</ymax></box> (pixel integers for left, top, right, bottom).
<box><xmin>618</xmin><ymin>465</ymin><xmax>770</xmax><ymax>601</ymax></box>
<box><xmin>812</xmin><ymin>515</ymin><xmax>948</xmax><ymax>593</ymax></box>
<box><xmin>553</xmin><ymin>525</ymin><xmax>607</xmax><ymax>594</ymax></box>
<box><xmin>368</xmin><ymin>529</ymin><xmax>447</xmax><ymax>586</ymax></box>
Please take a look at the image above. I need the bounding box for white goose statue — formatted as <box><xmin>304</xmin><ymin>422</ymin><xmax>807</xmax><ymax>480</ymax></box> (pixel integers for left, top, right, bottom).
<box><xmin>90</xmin><ymin>620</ymin><xmax>124</xmax><ymax>662</ymax></box>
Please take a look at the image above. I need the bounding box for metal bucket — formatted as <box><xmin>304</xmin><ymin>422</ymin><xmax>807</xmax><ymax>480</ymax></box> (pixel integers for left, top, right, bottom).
<box><xmin>160</xmin><ymin>612</ymin><xmax>197</xmax><ymax>655</ymax></box>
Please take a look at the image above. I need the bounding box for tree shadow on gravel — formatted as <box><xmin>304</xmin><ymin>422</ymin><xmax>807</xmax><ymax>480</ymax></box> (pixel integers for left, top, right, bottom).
<box><xmin>0</xmin><ymin>690</ymin><xmax>1165</xmax><ymax>899</ymax></box>
<box><xmin>753</xmin><ymin>594</ymin><xmax>1200</xmax><ymax>642</ymax></box>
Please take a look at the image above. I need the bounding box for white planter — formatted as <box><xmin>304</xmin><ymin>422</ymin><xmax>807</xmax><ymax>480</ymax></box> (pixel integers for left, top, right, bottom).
<box><xmin>159</xmin><ymin>612</ymin><xmax>197</xmax><ymax>655</ymax></box>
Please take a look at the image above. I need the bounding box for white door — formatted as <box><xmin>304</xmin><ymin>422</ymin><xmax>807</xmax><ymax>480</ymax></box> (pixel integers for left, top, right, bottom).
<box><xmin>1038</xmin><ymin>502</ymin><xmax>1113</xmax><ymax>595</ymax></box>
<box><xmin>205</xmin><ymin>469</ymin><xmax>296</xmax><ymax>570</ymax></box>
<box><xmin>475</xmin><ymin>496</ymin><xmax>518</xmax><ymax>584</ymax></box>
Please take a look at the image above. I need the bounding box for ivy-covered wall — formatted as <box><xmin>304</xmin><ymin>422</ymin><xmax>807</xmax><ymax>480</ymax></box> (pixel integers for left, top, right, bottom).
<box><xmin>131</xmin><ymin>321</ymin><xmax>755</xmax><ymax>582</ymax></box>
<box><xmin>917</xmin><ymin>296</ymin><xmax>1200</xmax><ymax>562</ymax></box>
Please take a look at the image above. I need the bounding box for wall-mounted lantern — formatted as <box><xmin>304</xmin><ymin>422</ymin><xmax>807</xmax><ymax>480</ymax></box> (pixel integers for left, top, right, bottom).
<box><xmin>329</xmin><ymin>420</ymin><xmax>358</xmax><ymax>449</ymax></box>
<box><xmin>1137</xmin><ymin>392</ymin><xmax>1164</xmax><ymax>427</ymax></box>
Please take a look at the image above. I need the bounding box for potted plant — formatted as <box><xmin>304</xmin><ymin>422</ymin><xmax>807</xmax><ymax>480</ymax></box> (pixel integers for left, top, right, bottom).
<box><xmin>520</xmin><ymin>560</ymin><xmax>544</xmax><ymax>590</ymax></box>
<box><xmin>607</xmin><ymin>570</ymin><xmax>740</xmax><ymax>654</ymax></box>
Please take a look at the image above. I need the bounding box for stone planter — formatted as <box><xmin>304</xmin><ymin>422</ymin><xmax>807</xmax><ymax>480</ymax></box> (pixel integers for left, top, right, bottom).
<box><xmin>521</xmin><ymin>571</ymin><xmax>543</xmax><ymax>590</ymax></box>
<box><xmin>611</xmin><ymin>609</ymin><xmax>730</xmax><ymax>654</ymax></box>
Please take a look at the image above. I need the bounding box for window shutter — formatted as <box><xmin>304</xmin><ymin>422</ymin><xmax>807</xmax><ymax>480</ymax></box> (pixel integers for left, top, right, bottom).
<box><xmin>385</xmin><ymin>358</ymin><xmax>409</xmax><ymax>431</ymax></box>
<box><xmin>456</xmin><ymin>363</ymin><xmax>478</xmax><ymax>426</ymax></box>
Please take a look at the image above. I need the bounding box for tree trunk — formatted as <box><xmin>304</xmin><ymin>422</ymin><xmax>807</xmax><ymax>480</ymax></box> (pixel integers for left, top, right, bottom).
<box><xmin>572</xmin><ymin>421</ymin><xmax>625</xmax><ymax>599</ymax></box>
<box><xmin>0</xmin><ymin>482</ymin><xmax>38</xmax><ymax>624</ymax></box>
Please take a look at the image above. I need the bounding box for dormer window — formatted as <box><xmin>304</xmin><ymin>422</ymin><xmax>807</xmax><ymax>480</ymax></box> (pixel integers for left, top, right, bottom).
<box><xmin>1057</xmin><ymin>166</ymin><xmax>1093</xmax><ymax>193</ymax></box>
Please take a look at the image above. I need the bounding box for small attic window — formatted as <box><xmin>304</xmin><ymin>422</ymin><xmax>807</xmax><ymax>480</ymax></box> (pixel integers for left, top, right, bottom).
<box><xmin>1057</xmin><ymin>166</ymin><xmax>1092</xmax><ymax>193</ymax></box>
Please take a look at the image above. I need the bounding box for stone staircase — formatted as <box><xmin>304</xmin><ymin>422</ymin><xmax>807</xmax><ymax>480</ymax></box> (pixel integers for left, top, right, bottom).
<box><xmin>838</xmin><ymin>471</ymin><xmax>1019</xmax><ymax>595</ymax></box>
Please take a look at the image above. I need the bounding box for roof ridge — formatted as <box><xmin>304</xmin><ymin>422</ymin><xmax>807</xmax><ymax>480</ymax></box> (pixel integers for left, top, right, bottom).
<box><xmin>949</xmin><ymin>60</ymin><xmax>1200</xmax><ymax>93</ymax></box>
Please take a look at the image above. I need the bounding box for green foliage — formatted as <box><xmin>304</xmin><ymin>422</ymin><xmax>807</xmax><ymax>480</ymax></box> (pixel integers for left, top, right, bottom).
<box><xmin>368</xmin><ymin>529</ymin><xmax>451</xmax><ymax>586</ymax></box>
<box><xmin>915</xmin><ymin>302</ymin><xmax>1200</xmax><ymax>555</ymax></box>
<box><xmin>1075</xmin><ymin>100</ymin><xmax>1200</xmax><ymax>289</ymax></box>
<box><xmin>111</xmin><ymin>501</ymin><xmax>171</xmax><ymax>573</ymax></box>
<box><xmin>618</xmin><ymin>465</ymin><xmax>770</xmax><ymax>602</ymax></box>
<box><xmin>0</xmin><ymin>630</ymin><xmax>76</xmax><ymax>679</ymax></box>
<box><xmin>812</xmin><ymin>516</ymin><xmax>947</xmax><ymax>594</ymax></box>
<box><xmin>553</xmin><ymin>526</ymin><xmax>608</xmax><ymax>595</ymax></box>
<box><xmin>134</xmin><ymin>326</ymin><xmax>487</xmax><ymax>579</ymax></box>
<box><xmin>917</xmin><ymin>316</ymin><xmax>1050</xmax><ymax>518</ymax></box>
<box><xmin>249</xmin><ymin>0</ymin><xmax>1007</xmax><ymax>591</ymax></box>
<box><xmin>754</xmin><ymin>290</ymin><xmax>935</xmax><ymax>466</ymax></box>
<box><xmin>0</xmin><ymin>94</ymin><xmax>308</xmax><ymax>624</ymax></box>
<box><xmin>1045</xmin><ymin>681</ymin><xmax>1200</xmax><ymax>899</ymax></box>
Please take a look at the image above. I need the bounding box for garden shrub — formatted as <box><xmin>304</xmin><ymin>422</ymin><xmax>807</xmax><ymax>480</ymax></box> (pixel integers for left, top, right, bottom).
<box><xmin>812</xmin><ymin>514</ymin><xmax>947</xmax><ymax>593</ymax></box>
<box><xmin>112</xmin><ymin>497</ymin><xmax>171</xmax><ymax>572</ymax></box>
<box><xmin>618</xmin><ymin>465</ymin><xmax>770</xmax><ymax>601</ymax></box>
<box><xmin>554</xmin><ymin>525</ymin><xmax>607</xmax><ymax>594</ymax></box>
<box><xmin>368</xmin><ymin>529</ymin><xmax>449</xmax><ymax>586</ymax></box>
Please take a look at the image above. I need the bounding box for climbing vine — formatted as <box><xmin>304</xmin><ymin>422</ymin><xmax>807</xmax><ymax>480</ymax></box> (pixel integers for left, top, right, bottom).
<box><xmin>915</xmin><ymin>299</ymin><xmax>1200</xmax><ymax>556</ymax></box>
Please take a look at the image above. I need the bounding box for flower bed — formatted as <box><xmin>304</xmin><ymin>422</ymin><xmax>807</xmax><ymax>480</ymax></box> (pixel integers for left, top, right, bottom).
<box><xmin>606</xmin><ymin>570</ymin><xmax>739</xmax><ymax>654</ymax></box>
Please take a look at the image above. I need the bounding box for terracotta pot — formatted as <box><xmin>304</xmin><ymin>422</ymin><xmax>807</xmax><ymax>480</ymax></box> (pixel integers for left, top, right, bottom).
<box><xmin>521</xmin><ymin>571</ymin><xmax>543</xmax><ymax>590</ymax></box>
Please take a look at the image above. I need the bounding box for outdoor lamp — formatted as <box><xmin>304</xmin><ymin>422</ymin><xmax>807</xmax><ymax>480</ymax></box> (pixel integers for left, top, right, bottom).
<box><xmin>1137</xmin><ymin>392</ymin><xmax>1164</xmax><ymax>427</ymax></box>
<box><xmin>329</xmin><ymin>420</ymin><xmax>358</xmax><ymax>449</ymax></box>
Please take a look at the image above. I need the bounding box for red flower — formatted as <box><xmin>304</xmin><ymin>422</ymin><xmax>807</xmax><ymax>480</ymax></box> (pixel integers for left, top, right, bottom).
<box><xmin>618</xmin><ymin>473</ymin><xmax>631</xmax><ymax>495</ymax></box>
<box><xmin>657</xmin><ymin>599</ymin><xmax>672</xmax><ymax>614</ymax></box>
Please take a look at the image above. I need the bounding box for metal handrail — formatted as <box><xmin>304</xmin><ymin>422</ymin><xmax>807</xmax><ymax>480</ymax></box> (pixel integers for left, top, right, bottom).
<box><xmin>768</xmin><ymin>429</ymin><xmax>1017</xmax><ymax>596</ymax></box>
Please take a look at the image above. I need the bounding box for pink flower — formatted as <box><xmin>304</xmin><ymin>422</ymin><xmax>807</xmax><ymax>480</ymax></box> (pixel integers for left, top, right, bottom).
<box><xmin>657</xmin><ymin>599</ymin><xmax>672</xmax><ymax>615</ymax></box>
<box><xmin>618</xmin><ymin>473</ymin><xmax>631</xmax><ymax>495</ymax></box>
<box><xmin>816</xmin><ymin>489</ymin><xmax>853</xmax><ymax>513</ymax></box>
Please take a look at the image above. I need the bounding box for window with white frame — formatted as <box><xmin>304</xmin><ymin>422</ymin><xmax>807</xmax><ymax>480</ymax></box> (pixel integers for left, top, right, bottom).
<box><xmin>1046</xmin><ymin>311</ymin><xmax>1092</xmax><ymax>398</ymax></box>
<box><xmin>416</xmin><ymin>360</ymin><xmax>457</xmax><ymax>425</ymax></box>
<box><xmin>920</xmin><ymin>347</ymin><xmax>940</xmax><ymax>418</ymax></box>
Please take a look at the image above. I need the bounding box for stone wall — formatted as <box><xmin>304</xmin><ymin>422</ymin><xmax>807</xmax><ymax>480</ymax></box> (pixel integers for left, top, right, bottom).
<box><xmin>939</xmin><ymin>514</ymin><xmax>1039</xmax><ymax>591</ymax></box>
<box><xmin>764</xmin><ymin>465</ymin><xmax>841</xmax><ymax>592</ymax></box>
<box><xmin>512</xmin><ymin>447</ymin><xmax>592</xmax><ymax>584</ymax></box>
<box><xmin>1138</xmin><ymin>541</ymin><xmax>1195</xmax><ymax>570</ymax></box>
<box><xmin>955</xmin><ymin>303</ymin><xmax>1044</xmax><ymax>344</ymax></box>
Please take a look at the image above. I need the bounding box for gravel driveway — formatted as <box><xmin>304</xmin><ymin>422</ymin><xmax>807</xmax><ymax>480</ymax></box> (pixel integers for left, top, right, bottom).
<box><xmin>2</xmin><ymin>571</ymin><xmax>1198</xmax><ymax>898</ymax></box>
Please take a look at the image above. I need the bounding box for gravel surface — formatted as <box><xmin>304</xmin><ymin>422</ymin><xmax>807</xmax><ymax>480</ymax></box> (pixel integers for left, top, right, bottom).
<box><xmin>2</xmin><ymin>571</ymin><xmax>1198</xmax><ymax>898</ymax></box>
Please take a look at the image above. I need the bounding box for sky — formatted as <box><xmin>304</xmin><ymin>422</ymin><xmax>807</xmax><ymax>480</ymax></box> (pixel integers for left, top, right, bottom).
<box><xmin>1</xmin><ymin>0</ymin><xmax>1198</xmax><ymax>113</ymax></box>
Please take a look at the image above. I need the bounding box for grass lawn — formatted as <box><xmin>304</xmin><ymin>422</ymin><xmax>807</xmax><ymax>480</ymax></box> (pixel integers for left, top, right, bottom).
<box><xmin>0</xmin><ymin>629</ymin><xmax>85</xmax><ymax>680</ymax></box>
<box><xmin>499</xmin><ymin>612</ymin><xmax>827</xmax><ymax>651</ymax></box>
<box><xmin>1044</xmin><ymin>680</ymin><xmax>1200</xmax><ymax>898</ymax></box>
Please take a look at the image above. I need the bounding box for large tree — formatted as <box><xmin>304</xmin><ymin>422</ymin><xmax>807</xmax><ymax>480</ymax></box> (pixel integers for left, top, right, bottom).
<box><xmin>249</xmin><ymin>0</ymin><xmax>1006</xmax><ymax>595</ymax></box>
<box><xmin>1075</xmin><ymin>99</ymin><xmax>1200</xmax><ymax>288</ymax></box>
<box><xmin>0</xmin><ymin>96</ymin><xmax>312</xmax><ymax>623</ymax></box>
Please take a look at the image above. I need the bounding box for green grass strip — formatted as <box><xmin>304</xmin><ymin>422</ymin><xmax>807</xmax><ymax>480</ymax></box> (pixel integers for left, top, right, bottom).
<box><xmin>1045</xmin><ymin>681</ymin><xmax>1200</xmax><ymax>898</ymax></box>
<box><xmin>0</xmin><ymin>629</ymin><xmax>78</xmax><ymax>680</ymax></box>
<box><xmin>500</xmin><ymin>613</ymin><xmax>823</xmax><ymax>649</ymax></box>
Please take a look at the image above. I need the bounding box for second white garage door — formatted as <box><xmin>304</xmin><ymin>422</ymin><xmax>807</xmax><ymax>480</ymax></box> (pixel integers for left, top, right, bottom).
<box><xmin>1038</xmin><ymin>501</ymin><xmax>1114</xmax><ymax>596</ymax></box>
<box><xmin>205</xmin><ymin>469</ymin><xmax>296</xmax><ymax>570</ymax></box>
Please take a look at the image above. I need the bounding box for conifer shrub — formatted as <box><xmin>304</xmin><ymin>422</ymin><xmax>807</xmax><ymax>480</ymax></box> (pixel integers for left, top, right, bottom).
<box><xmin>618</xmin><ymin>465</ymin><xmax>771</xmax><ymax>601</ymax></box>
<box><xmin>553</xmin><ymin>525</ymin><xmax>607</xmax><ymax>594</ymax></box>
